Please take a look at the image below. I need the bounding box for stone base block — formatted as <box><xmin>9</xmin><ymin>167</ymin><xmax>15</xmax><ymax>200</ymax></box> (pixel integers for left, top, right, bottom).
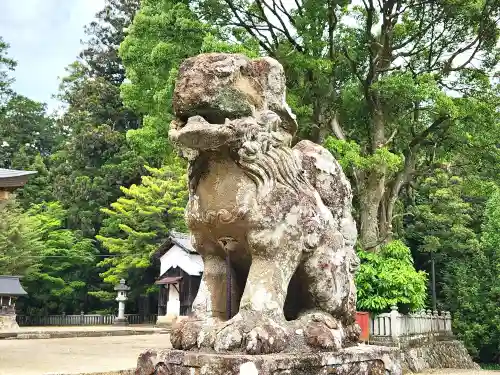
<box><xmin>402</xmin><ymin>339</ymin><xmax>479</xmax><ymax>373</ymax></box>
<box><xmin>156</xmin><ymin>315</ymin><xmax>180</xmax><ymax>328</ymax></box>
<box><xmin>0</xmin><ymin>315</ymin><xmax>20</xmax><ymax>331</ymax></box>
<box><xmin>136</xmin><ymin>345</ymin><xmax>402</xmax><ymax>375</ymax></box>
<box><xmin>113</xmin><ymin>317</ymin><xmax>129</xmax><ymax>326</ymax></box>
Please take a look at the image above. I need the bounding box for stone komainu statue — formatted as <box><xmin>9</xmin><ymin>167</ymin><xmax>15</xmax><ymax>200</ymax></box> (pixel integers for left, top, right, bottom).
<box><xmin>169</xmin><ymin>53</ymin><xmax>360</xmax><ymax>354</ymax></box>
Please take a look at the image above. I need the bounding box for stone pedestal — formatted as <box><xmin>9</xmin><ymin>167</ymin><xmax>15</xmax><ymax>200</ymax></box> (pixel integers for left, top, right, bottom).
<box><xmin>114</xmin><ymin>299</ymin><xmax>129</xmax><ymax>326</ymax></box>
<box><xmin>136</xmin><ymin>346</ymin><xmax>402</xmax><ymax>375</ymax></box>
<box><xmin>156</xmin><ymin>314</ymin><xmax>177</xmax><ymax>327</ymax></box>
<box><xmin>114</xmin><ymin>317</ymin><xmax>129</xmax><ymax>326</ymax></box>
<box><xmin>0</xmin><ymin>314</ymin><xmax>19</xmax><ymax>331</ymax></box>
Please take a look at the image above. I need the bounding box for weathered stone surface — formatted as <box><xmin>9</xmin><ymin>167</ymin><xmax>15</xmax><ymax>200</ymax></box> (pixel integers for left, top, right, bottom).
<box><xmin>135</xmin><ymin>346</ymin><xmax>402</xmax><ymax>375</ymax></box>
<box><xmin>0</xmin><ymin>314</ymin><xmax>19</xmax><ymax>331</ymax></box>
<box><xmin>168</xmin><ymin>52</ymin><xmax>362</xmax><ymax>355</ymax></box>
<box><xmin>402</xmin><ymin>339</ymin><xmax>479</xmax><ymax>373</ymax></box>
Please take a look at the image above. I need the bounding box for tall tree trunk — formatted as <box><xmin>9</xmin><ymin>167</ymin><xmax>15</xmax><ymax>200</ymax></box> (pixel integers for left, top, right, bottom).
<box><xmin>359</xmin><ymin>170</ymin><xmax>386</xmax><ymax>250</ymax></box>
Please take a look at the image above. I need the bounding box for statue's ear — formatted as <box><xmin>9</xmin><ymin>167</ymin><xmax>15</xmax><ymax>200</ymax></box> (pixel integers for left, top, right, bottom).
<box><xmin>274</xmin><ymin>107</ymin><xmax>298</xmax><ymax>136</ymax></box>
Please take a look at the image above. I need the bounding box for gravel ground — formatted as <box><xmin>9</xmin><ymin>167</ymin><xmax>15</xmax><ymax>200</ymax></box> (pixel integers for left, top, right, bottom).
<box><xmin>422</xmin><ymin>370</ymin><xmax>500</xmax><ymax>374</ymax></box>
<box><xmin>0</xmin><ymin>334</ymin><xmax>171</xmax><ymax>375</ymax></box>
<box><xmin>1</xmin><ymin>335</ymin><xmax>498</xmax><ymax>375</ymax></box>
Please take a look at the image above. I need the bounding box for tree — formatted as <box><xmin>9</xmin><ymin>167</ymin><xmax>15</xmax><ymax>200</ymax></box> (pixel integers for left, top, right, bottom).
<box><xmin>433</xmin><ymin>188</ymin><xmax>500</xmax><ymax>362</ymax></box>
<box><xmin>196</xmin><ymin>0</ymin><xmax>500</xmax><ymax>250</ymax></box>
<box><xmin>96</xmin><ymin>161</ymin><xmax>187</xmax><ymax>300</ymax></box>
<box><xmin>403</xmin><ymin>168</ymin><xmax>482</xmax><ymax>305</ymax></box>
<box><xmin>356</xmin><ymin>240</ymin><xmax>427</xmax><ymax>312</ymax></box>
<box><xmin>0</xmin><ymin>198</ymin><xmax>42</xmax><ymax>276</ymax></box>
<box><xmin>12</xmin><ymin>154</ymin><xmax>54</xmax><ymax>208</ymax></box>
<box><xmin>55</xmin><ymin>0</ymin><xmax>141</xmax><ymax>132</ymax></box>
<box><xmin>81</xmin><ymin>0</ymin><xmax>141</xmax><ymax>85</ymax></box>
<box><xmin>119</xmin><ymin>0</ymin><xmax>259</xmax><ymax>162</ymax></box>
<box><xmin>17</xmin><ymin>202</ymin><xmax>97</xmax><ymax>315</ymax></box>
<box><xmin>50</xmin><ymin>124</ymin><xmax>145</xmax><ymax>237</ymax></box>
<box><xmin>0</xmin><ymin>95</ymin><xmax>57</xmax><ymax>169</ymax></box>
<box><xmin>50</xmin><ymin>0</ymin><xmax>147</xmax><ymax>240</ymax></box>
<box><xmin>0</xmin><ymin>36</ymin><xmax>16</xmax><ymax>102</ymax></box>
<box><xmin>57</xmin><ymin>61</ymin><xmax>140</xmax><ymax>133</ymax></box>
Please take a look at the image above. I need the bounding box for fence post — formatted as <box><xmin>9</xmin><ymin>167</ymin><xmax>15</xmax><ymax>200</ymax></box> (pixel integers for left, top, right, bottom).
<box><xmin>390</xmin><ymin>305</ymin><xmax>400</xmax><ymax>345</ymax></box>
<box><xmin>438</xmin><ymin>311</ymin><xmax>445</xmax><ymax>332</ymax></box>
<box><xmin>432</xmin><ymin>310</ymin><xmax>439</xmax><ymax>332</ymax></box>
<box><xmin>80</xmin><ymin>311</ymin><xmax>84</xmax><ymax>326</ymax></box>
<box><xmin>425</xmin><ymin>309</ymin><xmax>432</xmax><ymax>333</ymax></box>
<box><xmin>445</xmin><ymin>311</ymin><xmax>452</xmax><ymax>335</ymax></box>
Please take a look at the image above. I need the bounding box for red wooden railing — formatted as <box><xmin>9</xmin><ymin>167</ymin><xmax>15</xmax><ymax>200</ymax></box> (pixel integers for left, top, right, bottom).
<box><xmin>356</xmin><ymin>311</ymin><xmax>370</xmax><ymax>342</ymax></box>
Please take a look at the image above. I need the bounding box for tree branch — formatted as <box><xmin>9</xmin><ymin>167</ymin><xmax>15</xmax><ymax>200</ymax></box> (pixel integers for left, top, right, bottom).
<box><xmin>327</xmin><ymin>0</ymin><xmax>338</xmax><ymax>61</ymax></box>
<box><xmin>257</xmin><ymin>0</ymin><xmax>304</xmax><ymax>52</ymax></box>
<box><xmin>409</xmin><ymin>115</ymin><xmax>451</xmax><ymax>148</ymax></box>
<box><xmin>442</xmin><ymin>36</ymin><xmax>480</xmax><ymax>73</ymax></box>
<box><xmin>383</xmin><ymin>129</ymin><xmax>398</xmax><ymax>146</ymax></box>
<box><xmin>342</xmin><ymin>48</ymin><xmax>365</xmax><ymax>84</ymax></box>
<box><xmin>329</xmin><ymin>115</ymin><xmax>345</xmax><ymax>140</ymax></box>
<box><xmin>276</xmin><ymin>0</ymin><xmax>296</xmax><ymax>27</ymax></box>
<box><xmin>293</xmin><ymin>0</ymin><xmax>303</xmax><ymax>16</ymax></box>
<box><xmin>385</xmin><ymin>114</ymin><xmax>452</xmax><ymax>227</ymax></box>
<box><xmin>222</xmin><ymin>1</ymin><xmax>276</xmax><ymax>56</ymax></box>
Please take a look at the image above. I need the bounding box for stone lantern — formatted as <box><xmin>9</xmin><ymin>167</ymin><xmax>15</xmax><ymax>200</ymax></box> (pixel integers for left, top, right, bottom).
<box><xmin>0</xmin><ymin>275</ymin><xmax>27</xmax><ymax>331</ymax></box>
<box><xmin>114</xmin><ymin>279</ymin><xmax>130</xmax><ymax>326</ymax></box>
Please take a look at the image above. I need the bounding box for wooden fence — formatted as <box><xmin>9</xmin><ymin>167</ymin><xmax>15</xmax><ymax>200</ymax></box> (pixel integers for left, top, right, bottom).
<box><xmin>16</xmin><ymin>313</ymin><xmax>157</xmax><ymax>327</ymax></box>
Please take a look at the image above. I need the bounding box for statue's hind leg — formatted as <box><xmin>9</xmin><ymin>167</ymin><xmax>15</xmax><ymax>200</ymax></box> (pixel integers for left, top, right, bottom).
<box><xmin>297</xmin><ymin>230</ymin><xmax>360</xmax><ymax>350</ymax></box>
<box><xmin>212</xmin><ymin>227</ymin><xmax>302</xmax><ymax>354</ymax></box>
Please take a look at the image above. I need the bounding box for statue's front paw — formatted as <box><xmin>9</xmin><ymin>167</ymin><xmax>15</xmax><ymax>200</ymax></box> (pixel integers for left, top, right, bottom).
<box><xmin>213</xmin><ymin>314</ymin><xmax>244</xmax><ymax>352</ymax></box>
<box><xmin>213</xmin><ymin>313</ymin><xmax>290</xmax><ymax>354</ymax></box>
<box><xmin>244</xmin><ymin>319</ymin><xmax>289</xmax><ymax>354</ymax></box>
<box><xmin>170</xmin><ymin>318</ymin><xmax>202</xmax><ymax>350</ymax></box>
<box><xmin>299</xmin><ymin>312</ymin><xmax>344</xmax><ymax>351</ymax></box>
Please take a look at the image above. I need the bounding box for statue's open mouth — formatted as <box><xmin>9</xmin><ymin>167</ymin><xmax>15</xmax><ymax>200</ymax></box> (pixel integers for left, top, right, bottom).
<box><xmin>170</xmin><ymin>115</ymin><xmax>240</xmax><ymax>150</ymax></box>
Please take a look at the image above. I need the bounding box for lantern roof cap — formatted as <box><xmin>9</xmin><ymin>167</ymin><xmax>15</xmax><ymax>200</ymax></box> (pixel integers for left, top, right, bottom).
<box><xmin>114</xmin><ymin>279</ymin><xmax>130</xmax><ymax>291</ymax></box>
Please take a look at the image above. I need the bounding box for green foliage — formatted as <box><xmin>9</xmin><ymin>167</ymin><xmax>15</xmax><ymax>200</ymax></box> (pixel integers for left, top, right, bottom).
<box><xmin>18</xmin><ymin>202</ymin><xmax>97</xmax><ymax>315</ymax></box>
<box><xmin>50</xmin><ymin>124</ymin><xmax>145</xmax><ymax>237</ymax></box>
<box><xmin>119</xmin><ymin>0</ymin><xmax>258</xmax><ymax>162</ymax></box>
<box><xmin>481</xmin><ymin>189</ymin><xmax>500</xmax><ymax>253</ymax></box>
<box><xmin>356</xmin><ymin>240</ymin><xmax>427</xmax><ymax>312</ymax></box>
<box><xmin>13</xmin><ymin>154</ymin><xmax>54</xmax><ymax>208</ymax></box>
<box><xmin>403</xmin><ymin>164</ymin><xmax>500</xmax><ymax>361</ymax></box>
<box><xmin>96</xmin><ymin>160</ymin><xmax>187</xmax><ymax>297</ymax></box>
<box><xmin>196</xmin><ymin>0</ymin><xmax>500</xmax><ymax>249</ymax></box>
<box><xmin>0</xmin><ymin>36</ymin><xmax>16</xmax><ymax>101</ymax></box>
<box><xmin>432</xmin><ymin>188</ymin><xmax>500</xmax><ymax>362</ymax></box>
<box><xmin>119</xmin><ymin>0</ymin><xmax>208</xmax><ymax>161</ymax></box>
<box><xmin>324</xmin><ymin>138</ymin><xmax>403</xmax><ymax>175</ymax></box>
<box><xmin>0</xmin><ymin>95</ymin><xmax>57</xmax><ymax>169</ymax></box>
<box><xmin>0</xmin><ymin>198</ymin><xmax>42</xmax><ymax>276</ymax></box>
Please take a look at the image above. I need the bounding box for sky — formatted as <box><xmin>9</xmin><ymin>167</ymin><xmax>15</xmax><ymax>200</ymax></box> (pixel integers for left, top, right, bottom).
<box><xmin>0</xmin><ymin>0</ymin><xmax>105</xmax><ymax>113</ymax></box>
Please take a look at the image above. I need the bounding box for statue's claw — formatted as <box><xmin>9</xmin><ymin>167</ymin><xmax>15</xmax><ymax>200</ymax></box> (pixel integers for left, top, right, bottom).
<box><xmin>212</xmin><ymin>313</ymin><xmax>289</xmax><ymax>354</ymax></box>
<box><xmin>170</xmin><ymin>318</ymin><xmax>203</xmax><ymax>350</ymax></box>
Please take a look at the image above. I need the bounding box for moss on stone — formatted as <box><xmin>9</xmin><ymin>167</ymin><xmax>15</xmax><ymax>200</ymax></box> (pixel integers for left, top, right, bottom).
<box><xmin>213</xmin><ymin>87</ymin><xmax>254</xmax><ymax>118</ymax></box>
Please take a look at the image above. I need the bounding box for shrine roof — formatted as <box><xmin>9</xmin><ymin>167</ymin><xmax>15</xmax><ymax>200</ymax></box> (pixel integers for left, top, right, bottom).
<box><xmin>169</xmin><ymin>231</ymin><xmax>196</xmax><ymax>254</ymax></box>
<box><xmin>155</xmin><ymin>231</ymin><xmax>197</xmax><ymax>258</ymax></box>
<box><xmin>155</xmin><ymin>276</ymin><xmax>183</xmax><ymax>285</ymax></box>
<box><xmin>0</xmin><ymin>168</ymin><xmax>36</xmax><ymax>188</ymax></box>
<box><xmin>0</xmin><ymin>276</ymin><xmax>28</xmax><ymax>296</ymax></box>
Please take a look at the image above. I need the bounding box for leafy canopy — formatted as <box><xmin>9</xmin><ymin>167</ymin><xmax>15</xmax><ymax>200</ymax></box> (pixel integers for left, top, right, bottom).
<box><xmin>356</xmin><ymin>240</ymin><xmax>427</xmax><ymax>312</ymax></box>
<box><xmin>96</xmin><ymin>160</ymin><xmax>187</xmax><ymax>298</ymax></box>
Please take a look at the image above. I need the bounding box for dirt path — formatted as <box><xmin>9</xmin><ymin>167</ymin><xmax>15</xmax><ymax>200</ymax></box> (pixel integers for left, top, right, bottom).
<box><xmin>0</xmin><ymin>334</ymin><xmax>171</xmax><ymax>375</ymax></box>
<box><xmin>422</xmin><ymin>370</ymin><xmax>500</xmax><ymax>374</ymax></box>
<box><xmin>1</xmin><ymin>335</ymin><xmax>497</xmax><ymax>375</ymax></box>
